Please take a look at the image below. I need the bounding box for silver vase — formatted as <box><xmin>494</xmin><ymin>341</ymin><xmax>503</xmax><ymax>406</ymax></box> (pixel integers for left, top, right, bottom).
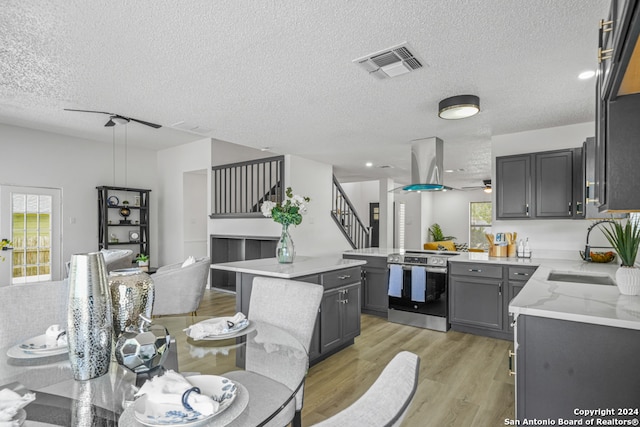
<box><xmin>108</xmin><ymin>268</ymin><xmax>154</xmax><ymax>338</ymax></box>
<box><xmin>67</xmin><ymin>252</ymin><xmax>113</xmax><ymax>381</ymax></box>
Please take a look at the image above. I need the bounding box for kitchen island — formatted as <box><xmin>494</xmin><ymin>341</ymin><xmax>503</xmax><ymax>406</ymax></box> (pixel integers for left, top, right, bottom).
<box><xmin>449</xmin><ymin>252</ymin><xmax>640</xmax><ymax>422</ymax></box>
<box><xmin>211</xmin><ymin>255</ymin><xmax>366</xmax><ymax>364</ymax></box>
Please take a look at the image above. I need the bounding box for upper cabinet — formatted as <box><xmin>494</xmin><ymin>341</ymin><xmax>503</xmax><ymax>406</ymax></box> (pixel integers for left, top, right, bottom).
<box><xmin>595</xmin><ymin>1</ymin><xmax>640</xmax><ymax>212</ymax></box>
<box><xmin>496</xmin><ymin>149</ymin><xmax>583</xmax><ymax>220</ymax></box>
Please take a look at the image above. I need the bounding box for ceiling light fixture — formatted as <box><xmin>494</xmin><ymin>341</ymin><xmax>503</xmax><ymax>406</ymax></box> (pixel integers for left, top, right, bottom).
<box><xmin>578</xmin><ymin>70</ymin><xmax>596</xmax><ymax>80</ymax></box>
<box><xmin>438</xmin><ymin>95</ymin><xmax>480</xmax><ymax>120</ymax></box>
<box><xmin>365</xmin><ymin>162</ymin><xmax>373</xmax><ymax>167</ymax></box>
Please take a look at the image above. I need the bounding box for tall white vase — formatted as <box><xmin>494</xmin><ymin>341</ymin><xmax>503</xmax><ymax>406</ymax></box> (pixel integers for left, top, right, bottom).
<box><xmin>615</xmin><ymin>266</ymin><xmax>640</xmax><ymax>296</ymax></box>
<box><xmin>67</xmin><ymin>252</ymin><xmax>113</xmax><ymax>380</ymax></box>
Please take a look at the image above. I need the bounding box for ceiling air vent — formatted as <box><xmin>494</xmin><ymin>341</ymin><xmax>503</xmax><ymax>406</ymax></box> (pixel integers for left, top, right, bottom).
<box><xmin>353</xmin><ymin>43</ymin><xmax>424</xmax><ymax>79</ymax></box>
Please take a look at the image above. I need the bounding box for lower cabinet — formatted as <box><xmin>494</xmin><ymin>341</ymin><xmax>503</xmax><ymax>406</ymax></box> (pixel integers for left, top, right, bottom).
<box><xmin>449</xmin><ymin>262</ymin><xmax>537</xmax><ymax>340</ymax></box>
<box><xmin>515</xmin><ymin>314</ymin><xmax>640</xmax><ymax>420</ymax></box>
<box><xmin>343</xmin><ymin>254</ymin><xmax>388</xmax><ymax>317</ymax></box>
<box><xmin>320</xmin><ymin>282</ymin><xmax>361</xmax><ymax>354</ymax></box>
<box><xmin>236</xmin><ymin>266</ymin><xmax>362</xmax><ymax>365</ymax></box>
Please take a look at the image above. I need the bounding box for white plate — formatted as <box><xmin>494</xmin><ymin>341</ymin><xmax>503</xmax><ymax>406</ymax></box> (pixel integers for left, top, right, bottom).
<box><xmin>186</xmin><ymin>317</ymin><xmax>252</xmax><ymax>341</ymax></box>
<box><xmin>134</xmin><ymin>375</ymin><xmax>237</xmax><ymax>426</ymax></box>
<box><xmin>18</xmin><ymin>334</ymin><xmax>67</xmax><ymax>354</ymax></box>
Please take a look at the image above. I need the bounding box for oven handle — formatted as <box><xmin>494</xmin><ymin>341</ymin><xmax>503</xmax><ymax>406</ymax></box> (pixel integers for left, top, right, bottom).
<box><xmin>388</xmin><ymin>264</ymin><xmax>447</xmax><ymax>274</ymax></box>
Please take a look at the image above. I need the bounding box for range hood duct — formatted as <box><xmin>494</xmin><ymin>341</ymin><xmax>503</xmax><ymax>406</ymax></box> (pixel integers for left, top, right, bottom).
<box><xmin>401</xmin><ymin>137</ymin><xmax>452</xmax><ymax>192</ymax></box>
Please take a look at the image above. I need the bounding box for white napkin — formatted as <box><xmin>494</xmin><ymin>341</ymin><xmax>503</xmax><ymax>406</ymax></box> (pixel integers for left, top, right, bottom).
<box><xmin>185</xmin><ymin>313</ymin><xmax>247</xmax><ymax>339</ymax></box>
<box><xmin>0</xmin><ymin>388</ymin><xmax>35</xmax><ymax>423</ymax></box>
<box><xmin>135</xmin><ymin>370</ymin><xmax>219</xmax><ymax>423</ymax></box>
<box><xmin>45</xmin><ymin>324</ymin><xmax>67</xmax><ymax>347</ymax></box>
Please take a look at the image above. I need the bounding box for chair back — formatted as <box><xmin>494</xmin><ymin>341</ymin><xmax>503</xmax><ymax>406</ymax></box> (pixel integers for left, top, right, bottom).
<box><xmin>152</xmin><ymin>257</ymin><xmax>211</xmax><ymax>316</ymax></box>
<box><xmin>0</xmin><ymin>280</ymin><xmax>69</xmax><ymax>349</ymax></box>
<box><xmin>248</xmin><ymin>276</ymin><xmax>323</xmax><ymax>353</ymax></box>
<box><xmin>311</xmin><ymin>351</ymin><xmax>420</xmax><ymax>427</ymax></box>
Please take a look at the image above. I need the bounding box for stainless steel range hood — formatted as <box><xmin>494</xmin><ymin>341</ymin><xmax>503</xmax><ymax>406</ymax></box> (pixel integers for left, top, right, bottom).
<box><xmin>400</xmin><ymin>137</ymin><xmax>452</xmax><ymax>192</ymax></box>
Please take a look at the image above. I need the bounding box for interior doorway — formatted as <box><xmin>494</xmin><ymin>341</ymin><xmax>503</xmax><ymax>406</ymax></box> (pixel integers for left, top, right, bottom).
<box><xmin>369</xmin><ymin>202</ymin><xmax>380</xmax><ymax>247</ymax></box>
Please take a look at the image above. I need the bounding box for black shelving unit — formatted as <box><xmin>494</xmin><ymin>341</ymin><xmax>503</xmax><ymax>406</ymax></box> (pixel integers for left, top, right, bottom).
<box><xmin>97</xmin><ymin>186</ymin><xmax>151</xmax><ymax>258</ymax></box>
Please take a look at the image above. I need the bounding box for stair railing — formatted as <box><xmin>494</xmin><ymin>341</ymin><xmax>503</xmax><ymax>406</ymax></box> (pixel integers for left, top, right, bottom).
<box><xmin>331</xmin><ymin>175</ymin><xmax>371</xmax><ymax>249</ymax></box>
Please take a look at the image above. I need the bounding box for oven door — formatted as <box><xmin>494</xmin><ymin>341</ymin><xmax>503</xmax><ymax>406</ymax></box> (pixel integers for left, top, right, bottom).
<box><xmin>388</xmin><ymin>264</ymin><xmax>447</xmax><ymax>318</ymax></box>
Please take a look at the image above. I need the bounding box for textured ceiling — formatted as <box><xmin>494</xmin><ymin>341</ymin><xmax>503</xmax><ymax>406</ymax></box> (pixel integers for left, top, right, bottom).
<box><xmin>0</xmin><ymin>0</ymin><xmax>609</xmax><ymax>188</ymax></box>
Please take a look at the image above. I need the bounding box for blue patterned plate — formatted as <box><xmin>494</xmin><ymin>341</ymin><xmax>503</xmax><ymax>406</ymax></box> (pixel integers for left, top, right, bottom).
<box><xmin>134</xmin><ymin>375</ymin><xmax>237</xmax><ymax>426</ymax></box>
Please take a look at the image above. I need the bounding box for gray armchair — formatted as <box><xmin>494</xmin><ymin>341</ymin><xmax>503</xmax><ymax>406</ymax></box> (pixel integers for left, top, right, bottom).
<box><xmin>151</xmin><ymin>257</ymin><xmax>211</xmax><ymax>316</ymax></box>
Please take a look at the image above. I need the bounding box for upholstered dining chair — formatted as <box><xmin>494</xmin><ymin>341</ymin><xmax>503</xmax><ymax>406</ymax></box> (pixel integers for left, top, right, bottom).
<box><xmin>151</xmin><ymin>257</ymin><xmax>211</xmax><ymax>316</ymax></box>
<box><xmin>311</xmin><ymin>351</ymin><xmax>420</xmax><ymax>427</ymax></box>
<box><xmin>225</xmin><ymin>276</ymin><xmax>324</xmax><ymax>427</ymax></box>
<box><xmin>0</xmin><ymin>280</ymin><xmax>69</xmax><ymax>349</ymax></box>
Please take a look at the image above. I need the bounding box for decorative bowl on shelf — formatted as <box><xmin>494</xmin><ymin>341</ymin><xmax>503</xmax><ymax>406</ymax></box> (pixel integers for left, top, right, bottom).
<box><xmin>579</xmin><ymin>250</ymin><xmax>616</xmax><ymax>263</ymax></box>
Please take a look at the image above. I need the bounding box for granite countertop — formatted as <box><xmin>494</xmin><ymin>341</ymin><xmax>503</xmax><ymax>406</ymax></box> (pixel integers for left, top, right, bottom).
<box><xmin>448</xmin><ymin>252</ymin><xmax>640</xmax><ymax>330</ymax></box>
<box><xmin>210</xmin><ymin>255</ymin><xmax>366</xmax><ymax>279</ymax></box>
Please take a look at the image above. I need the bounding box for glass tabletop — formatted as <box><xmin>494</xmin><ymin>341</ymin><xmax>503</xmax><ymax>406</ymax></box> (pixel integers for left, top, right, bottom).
<box><xmin>0</xmin><ymin>316</ymin><xmax>308</xmax><ymax>427</ymax></box>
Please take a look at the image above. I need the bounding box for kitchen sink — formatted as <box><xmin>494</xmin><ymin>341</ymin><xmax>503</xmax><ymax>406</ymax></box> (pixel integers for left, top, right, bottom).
<box><xmin>547</xmin><ymin>271</ymin><xmax>616</xmax><ymax>286</ymax></box>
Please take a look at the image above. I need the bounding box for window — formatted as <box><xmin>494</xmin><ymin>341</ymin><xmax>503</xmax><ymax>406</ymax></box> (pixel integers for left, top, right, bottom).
<box><xmin>0</xmin><ymin>186</ymin><xmax>62</xmax><ymax>284</ymax></box>
<box><xmin>470</xmin><ymin>202</ymin><xmax>492</xmax><ymax>250</ymax></box>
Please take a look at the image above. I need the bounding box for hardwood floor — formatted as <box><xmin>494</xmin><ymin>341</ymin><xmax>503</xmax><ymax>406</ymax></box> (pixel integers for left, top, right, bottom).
<box><xmin>197</xmin><ymin>289</ymin><xmax>515</xmax><ymax>426</ymax></box>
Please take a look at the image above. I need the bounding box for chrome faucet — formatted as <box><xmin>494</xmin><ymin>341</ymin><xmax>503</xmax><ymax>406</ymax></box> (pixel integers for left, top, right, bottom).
<box><xmin>584</xmin><ymin>219</ymin><xmax>615</xmax><ymax>262</ymax></box>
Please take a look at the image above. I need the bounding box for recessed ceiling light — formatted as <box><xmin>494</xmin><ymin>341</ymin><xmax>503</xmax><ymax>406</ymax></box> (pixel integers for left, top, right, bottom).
<box><xmin>260</xmin><ymin>147</ymin><xmax>272</xmax><ymax>151</ymax></box>
<box><xmin>365</xmin><ymin>162</ymin><xmax>373</xmax><ymax>167</ymax></box>
<box><xmin>578</xmin><ymin>70</ymin><xmax>596</xmax><ymax>80</ymax></box>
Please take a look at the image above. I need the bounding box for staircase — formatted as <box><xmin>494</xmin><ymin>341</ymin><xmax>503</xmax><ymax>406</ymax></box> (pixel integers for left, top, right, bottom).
<box><xmin>331</xmin><ymin>175</ymin><xmax>371</xmax><ymax>249</ymax></box>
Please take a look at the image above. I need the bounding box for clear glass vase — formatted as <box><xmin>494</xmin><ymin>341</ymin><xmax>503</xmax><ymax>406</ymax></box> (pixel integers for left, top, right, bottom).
<box><xmin>276</xmin><ymin>224</ymin><xmax>295</xmax><ymax>263</ymax></box>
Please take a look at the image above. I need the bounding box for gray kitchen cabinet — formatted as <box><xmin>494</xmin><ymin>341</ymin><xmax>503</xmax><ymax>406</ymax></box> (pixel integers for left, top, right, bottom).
<box><xmin>235</xmin><ymin>265</ymin><xmax>361</xmax><ymax>365</ymax></box>
<box><xmin>449</xmin><ymin>262</ymin><xmax>538</xmax><ymax>340</ymax></box>
<box><xmin>535</xmin><ymin>150</ymin><xmax>574</xmax><ymax>218</ymax></box>
<box><xmin>343</xmin><ymin>254</ymin><xmax>388</xmax><ymax>317</ymax></box>
<box><xmin>496</xmin><ymin>155</ymin><xmax>532</xmax><ymax>219</ymax></box>
<box><xmin>496</xmin><ymin>149</ymin><xmax>582</xmax><ymax>220</ymax></box>
<box><xmin>595</xmin><ymin>0</ymin><xmax>640</xmax><ymax>212</ymax></box>
<box><xmin>449</xmin><ymin>262</ymin><xmax>504</xmax><ymax>334</ymax></box>
<box><xmin>515</xmin><ymin>314</ymin><xmax>640</xmax><ymax>421</ymax></box>
<box><xmin>320</xmin><ymin>282</ymin><xmax>360</xmax><ymax>354</ymax></box>
<box><xmin>507</xmin><ymin>266</ymin><xmax>537</xmax><ymax>332</ymax></box>
<box><xmin>583</xmin><ymin>138</ymin><xmax>626</xmax><ymax>219</ymax></box>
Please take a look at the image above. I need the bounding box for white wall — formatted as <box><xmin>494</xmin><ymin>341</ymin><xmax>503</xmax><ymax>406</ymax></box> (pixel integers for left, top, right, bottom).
<box><xmin>157</xmin><ymin>138</ymin><xmax>212</xmax><ymax>265</ymax></box>
<box><xmin>341</xmin><ymin>180</ymin><xmax>379</xmax><ymax>227</ymax></box>
<box><xmin>0</xmin><ymin>124</ymin><xmax>158</xmax><ymax>280</ymax></box>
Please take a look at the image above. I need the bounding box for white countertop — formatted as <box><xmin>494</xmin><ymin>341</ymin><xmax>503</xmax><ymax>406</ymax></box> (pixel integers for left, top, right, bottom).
<box><xmin>211</xmin><ymin>255</ymin><xmax>366</xmax><ymax>279</ymax></box>
<box><xmin>343</xmin><ymin>248</ymin><xmax>407</xmax><ymax>257</ymax></box>
<box><xmin>448</xmin><ymin>253</ymin><xmax>640</xmax><ymax>330</ymax></box>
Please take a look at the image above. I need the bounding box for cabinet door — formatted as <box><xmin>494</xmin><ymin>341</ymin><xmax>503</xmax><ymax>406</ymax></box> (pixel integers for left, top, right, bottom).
<box><xmin>449</xmin><ymin>275</ymin><xmax>503</xmax><ymax>330</ymax></box>
<box><xmin>507</xmin><ymin>281</ymin><xmax>525</xmax><ymax>333</ymax></box>
<box><xmin>342</xmin><ymin>283</ymin><xmax>361</xmax><ymax>341</ymax></box>
<box><xmin>320</xmin><ymin>288</ymin><xmax>342</xmax><ymax>353</ymax></box>
<box><xmin>496</xmin><ymin>155</ymin><xmax>532</xmax><ymax>219</ymax></box>
<box><xmin>362</xmin><ymin>267</ymin><xmax>388</xmax><ymax>314</ymax></box>
<box><xmin>535</xmin><ymin>150</ymin><xmax>573</xmax><ymax>218</ymax></box>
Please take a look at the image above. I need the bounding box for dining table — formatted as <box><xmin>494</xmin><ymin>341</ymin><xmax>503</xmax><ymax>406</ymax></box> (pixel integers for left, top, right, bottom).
<box><xmin>0</xmin><ymin>316</ymin><xmax>309</xmax><ymax>427</ymax></box>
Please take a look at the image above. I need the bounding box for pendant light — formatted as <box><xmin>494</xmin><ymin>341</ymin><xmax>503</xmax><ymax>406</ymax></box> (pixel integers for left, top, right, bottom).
<box><xmin>438</xmin><ymin>95</ymin><xmax>480</xmax><ymax>120</ymax></box>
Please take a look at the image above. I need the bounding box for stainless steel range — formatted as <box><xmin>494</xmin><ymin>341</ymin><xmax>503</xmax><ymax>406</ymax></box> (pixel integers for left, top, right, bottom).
<box><xmin>387</xmin><ymin>250</ymin><xmax>455</xmax><ymax>332</ymax></box>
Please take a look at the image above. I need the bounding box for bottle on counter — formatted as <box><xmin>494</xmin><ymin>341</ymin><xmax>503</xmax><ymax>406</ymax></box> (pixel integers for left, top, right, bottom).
<box><xmin>524</xmin><ymin>238</ymin><xmax>531</xmax><ymax>258</ymax></box>
<box><xmin>517</xmin><ymin>239</ymin><xmax>525</xmax><ymax>258</ymax></box>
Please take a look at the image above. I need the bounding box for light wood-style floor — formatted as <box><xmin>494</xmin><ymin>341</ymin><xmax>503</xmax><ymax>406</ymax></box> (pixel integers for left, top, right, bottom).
<box><xmin>197</xmin><ymin>289</ymin><xmax>515</xmax><ymax>427</ymax></box>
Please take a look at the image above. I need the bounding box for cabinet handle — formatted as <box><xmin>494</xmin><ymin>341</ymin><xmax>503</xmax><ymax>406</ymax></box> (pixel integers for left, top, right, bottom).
<box><xmin>513</xmin><ymin>272</ymin><xmax>529</xmax><ymax>276</ymax></box>
<box><xmin>568</xmin><ymin>202</ymin><xmax>572</xmax><ymax>214</ymax></box>
<box><xmin>576</xmin><ymin>201</ymin><xmax>583</xmax><ymax>215</ymax></box>
<box><xmin>508</xmin><ymin>350</ymin><xmax>516</xmax><ymax>376</ymax></box>
<box><xmin>600</xmin><ymin>19</ymin><xmax>613</xmax><ymax>32</ymax></box>
<box><xmin>598</xmin><ymin>47</ymin><xmax>613</xmax><ymax>63</ymax></box>
<box><xmin>338</xmin><ymin>275</ymin><xmax>351</xmax><ymax>280</ymax></box>
<box><xmin>468</xmin><ymin>268</ymin><xmax>482</xmax><ymax>273</ymax></box>
<box><xmin>499</xmin><ymin>282</ymin><xmax>502</xmax><ymax>296</ymax></box>
<box><xmin>525</xmin><ymin>204</ymin><xmax>529</xmax><ymax>216</ymax></box>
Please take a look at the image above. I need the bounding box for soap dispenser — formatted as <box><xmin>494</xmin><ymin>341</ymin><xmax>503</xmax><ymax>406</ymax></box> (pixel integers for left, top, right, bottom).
<box><xmin>517</xmin><ymin>239</ymin><xmax>524</xmax><ymax>257</ymax></box>
<box><xmin>524</xmin><ymin>238</ymin><xmax>531</xmax><ymax>258</ymax></box>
